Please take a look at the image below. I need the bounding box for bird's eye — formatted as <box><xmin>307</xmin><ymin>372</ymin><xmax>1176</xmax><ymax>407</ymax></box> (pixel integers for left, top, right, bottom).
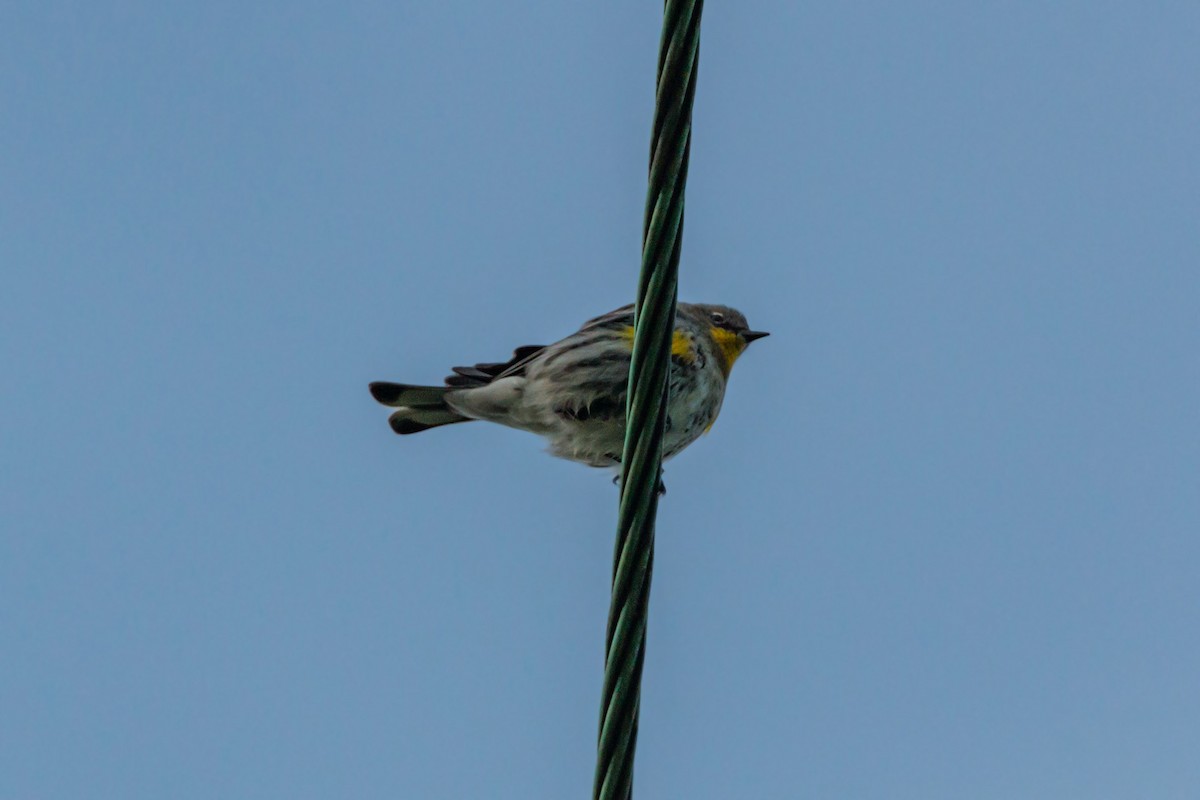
<box><xmin>709</xmin><ymin>311</ymin><xmax>725</xmax><ymax>325</ymax></box>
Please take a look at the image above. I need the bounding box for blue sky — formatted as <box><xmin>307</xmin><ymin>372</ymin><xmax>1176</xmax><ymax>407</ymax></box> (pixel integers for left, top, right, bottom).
<box><xmin>3</xmin><ymin>3</ymin><xmax>1198</xmax><ymax>798</ymax></box>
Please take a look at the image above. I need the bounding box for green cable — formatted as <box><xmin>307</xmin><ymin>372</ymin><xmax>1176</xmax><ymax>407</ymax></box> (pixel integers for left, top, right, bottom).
<box><xmin>593</xmin><ymin>2</ymin><xmax>704</xmax><ymax>798</ymax></box>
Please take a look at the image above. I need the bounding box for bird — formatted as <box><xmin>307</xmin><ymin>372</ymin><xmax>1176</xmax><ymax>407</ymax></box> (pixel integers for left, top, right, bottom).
<box><xmin>369</xmin><ymin>302</ymin><xmax>767</xmax><ymax>471</ymax></box>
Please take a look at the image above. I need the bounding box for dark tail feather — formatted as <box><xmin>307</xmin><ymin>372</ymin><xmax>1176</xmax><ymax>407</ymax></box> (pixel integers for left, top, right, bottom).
<box><xmin>369</xmin><ymin>382</ymin><xmax>470</xmax><ymax>434</ymax></box>
<box><xmin>369</xmin><ymin>344</ymin><xmax>545</xmax><ymax>433</ymax></box>
<box><xmin>369</xmin><ymin>382</ymin><xmax>451</xmax><ymax>408</ymax></box>
<box><xmin>387</xmin><ymin>407</ymin><xmax>469</xmax><ymax>434</ymax></box>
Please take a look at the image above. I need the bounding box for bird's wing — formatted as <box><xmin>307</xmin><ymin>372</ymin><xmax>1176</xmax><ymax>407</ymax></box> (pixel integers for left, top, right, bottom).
<box><xmin>581</xmin><ymin>304</ymin><xmax>635</xmax><ymax>331</ymax></box>
<box><xmin>443</xmin><ymin>304</ymin><xmax>637</xmax><ymax>388</ymax></box>
<box><xmin>444</xmin><ymin>345</ymin><xmax>547</xmax><ymax>387</ymax></box>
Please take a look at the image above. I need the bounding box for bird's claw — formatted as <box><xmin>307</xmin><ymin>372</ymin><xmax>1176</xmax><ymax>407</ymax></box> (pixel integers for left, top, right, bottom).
<box><xmin>611</xmin><ymin>469</ymin><xmax>667</xmax><ymax>496</ymax></box>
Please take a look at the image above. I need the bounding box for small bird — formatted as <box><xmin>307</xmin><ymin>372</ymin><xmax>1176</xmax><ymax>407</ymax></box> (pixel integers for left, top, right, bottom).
<box><xmin>369</xmin><ymin>302</ymin><xmax>767</xmax><ymax>470</ymax></box>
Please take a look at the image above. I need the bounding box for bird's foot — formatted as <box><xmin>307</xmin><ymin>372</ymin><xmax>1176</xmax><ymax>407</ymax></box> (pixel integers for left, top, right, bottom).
<box><xmin>610</xmin><ymin>469</ymin><xmax>667</xmax><ymax>496</ymax></box>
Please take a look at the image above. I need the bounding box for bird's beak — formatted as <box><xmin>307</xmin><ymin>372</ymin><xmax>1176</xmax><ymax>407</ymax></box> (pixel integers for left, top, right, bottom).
<box><xmin>742</xmin><ymin>330</ymin><xmax>770</xmax><ymax>343</ymax></box>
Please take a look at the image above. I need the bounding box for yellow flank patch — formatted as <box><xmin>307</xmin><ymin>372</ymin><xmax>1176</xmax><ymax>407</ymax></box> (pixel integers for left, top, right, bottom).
<box><xmin>671</xmin><ymin>330</ymin><xmax>696</xmax><ymax>362</ymax></box>
<box><xmin>619</xmin><ymin>326</ymin><xmax>696</xmax><ymax>364</ymax></box>
<box><xmin>709</xmin><ymin>326</ymin><xmax>746</xmax><ymax>374</ymax></box>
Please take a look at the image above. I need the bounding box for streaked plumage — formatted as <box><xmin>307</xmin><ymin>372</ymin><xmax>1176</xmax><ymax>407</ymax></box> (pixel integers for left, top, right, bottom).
<box><xmin>369</xmin><ymin>303</ymin><xmax>767</xmax><ymax>468</ymax></box>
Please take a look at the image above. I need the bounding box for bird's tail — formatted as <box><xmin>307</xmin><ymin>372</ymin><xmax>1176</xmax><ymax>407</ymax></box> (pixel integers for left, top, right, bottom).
<box><xmin>368</xmin><ymin>382</ymin><xmax>471</xmax><ymax>434</ymax></box>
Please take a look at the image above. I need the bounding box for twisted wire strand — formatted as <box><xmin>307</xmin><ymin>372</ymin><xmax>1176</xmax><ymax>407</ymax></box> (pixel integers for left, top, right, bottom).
<box><xmin>593</xmin><ymin>2</ymin><xmax>704</xmax><ymax>798</ymax></box>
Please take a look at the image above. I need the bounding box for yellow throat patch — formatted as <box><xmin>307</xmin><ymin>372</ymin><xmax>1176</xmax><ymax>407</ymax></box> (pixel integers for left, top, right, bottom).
<box><xmin>708</xmin><ymin>326</ymin><xmax>746</xmax><ymax>375</ymax></box>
